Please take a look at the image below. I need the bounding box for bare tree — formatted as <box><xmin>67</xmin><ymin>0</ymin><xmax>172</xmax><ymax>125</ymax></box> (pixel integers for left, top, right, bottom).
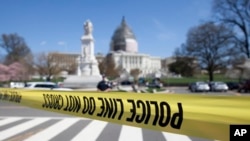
<box><xmin>170</xmin><ymin>44</ymin><xmax>198</xmax><ymax>76</ymax></box>
<box><xmin>65</xmin><ymin>63</ymin><xmax>77</xmax><ymax>75</ymax></box>
<box><xmin>98</xmin><ymin>57</ymin><xmax>106</xmax><ymax>75</ymax></box>
<box><xmin>130</xmin><ymin>68</ymin><xmax>141</xmax><ymax>83</ymax></box>
<box><xmin>0</xmin><ymin>33</ymin><xmax>32</xmax><ymax>65</ymax></box>
<box><xmin>0</xmin><ymin>33</ymin><xmax>34</xmax><ymax>79</ymax></box>
<box><xmin>48</xmin><ymin>53</ymin><xmax>78</xmax><ymax>75</ymax></box>
<box><xmin>34</xmin><ymin>52</ymin><xmax>62</xmax><ymax>81</ymax></box>
<box><xmin>184</xmin><ymin>22</ymin><xmax>235</xmax><ymax>81</ymax></box>
<box><xmin>19</xmin><ymin>53</ymin><xmax>35</xmax><ymax>79</ymax></box>
<box><xmin>213</xmin><ymin>0</ymin><xmax>250</xmax><ymax>58</ymax></box>
<box><xmin>168</xmin><ymin>56</ymin><xmax>195</xmax><ymax>77</ymax></box>
<box><xmin>174</xmin><ymin>44</ymin><xmax>189</xmax><ymax>57</ymax></box>
<box><xmin>101</xmin><ymin>54</ymin><xmax>119</xmax><ymax>78</ymax></box>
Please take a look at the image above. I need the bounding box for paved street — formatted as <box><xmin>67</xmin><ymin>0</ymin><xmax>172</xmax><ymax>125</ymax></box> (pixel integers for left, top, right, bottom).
<box><xmin>0</xmin><ymin>101</ymin><xmax>213</xmax><ymax>141</ymax></box>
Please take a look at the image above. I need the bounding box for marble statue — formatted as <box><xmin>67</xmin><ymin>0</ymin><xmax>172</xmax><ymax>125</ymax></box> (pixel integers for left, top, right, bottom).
<box><xmin>80</xmin><ymin>20</ymin><xmax>99</xmax><ymax>75</ymax></box>
<box><xmin>84</xmin><ymin>20</ymin><xmax>93</xmax><ymax>35</ymax></box>
<box><xmin>63</xmin><ymin>20</ymin><xmax>102</xmax><ymax>89</ymax></box>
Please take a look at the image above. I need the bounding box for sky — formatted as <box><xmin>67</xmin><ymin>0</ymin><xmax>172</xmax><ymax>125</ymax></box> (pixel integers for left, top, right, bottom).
<box><xmin>0</xmin><ymin>0</ymin><xmax>213</xmax><ymax>58</ymax></box>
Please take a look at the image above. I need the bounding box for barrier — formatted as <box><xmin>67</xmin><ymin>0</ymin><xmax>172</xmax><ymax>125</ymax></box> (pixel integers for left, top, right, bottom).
<box><xmin>0</xmin><ymin>88</ymin><xmax>250</xmax><ymax>141</ymax></box>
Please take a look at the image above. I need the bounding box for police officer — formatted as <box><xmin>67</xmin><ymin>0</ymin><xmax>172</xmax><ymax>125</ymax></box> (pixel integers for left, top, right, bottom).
<box><xmin>97</xmin><ymin>75</ymin><xmax>111</xmax><ymax>92</ymax></box>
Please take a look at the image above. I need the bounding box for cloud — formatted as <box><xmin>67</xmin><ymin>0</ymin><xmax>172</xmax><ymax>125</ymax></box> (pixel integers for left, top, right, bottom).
<box><xmin>152</xmin><ymin>19</ymin><xmax>176</xmax><ymax>41</ymax></box>
<box><xmin>40</xmin><ymin>41</ymin><xmax>47</xmax><ymax>46</ymax></box>
<box><xmin>152</xmin><ymin>19</ymin><xmax>166</xmax><ymax>31</ymax></box>
<box><xmin>57</xmin><ymin>41</ymin><xmax>66</xmax><ymax>46</ymax></box>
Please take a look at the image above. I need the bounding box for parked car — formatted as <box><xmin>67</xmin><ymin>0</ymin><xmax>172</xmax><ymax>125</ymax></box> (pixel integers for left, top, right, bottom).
<box><xmin>120</xmin><ymin>80</ymin><xmax>133</xmax><ymax>86</ymax></box>
<box><xmin>210</xmin><ymin>82</ymin><xmax>228</xmax><ymax>92</ymax></box>
<box><xmin>146</xmin><ymin>78</ymin><xmax>163</xmax><ymax>88</ymax></box>
<box><xmin>117</xmin><ymin>80</ymin><xmax>134</xmax><ymax>92</ymax></box>
<box><xmin>188</xmin><ymin>82</ymin><xmax>195</xmax><ymax>90</ymax></box>
<box><xmin>189</xmin><ymin>81</ymin><xmax>210</xmax><ymax>92</ymax></box>
<box><xmin>10</xmin><ymin>82</ymin><xmax>25</xmax><ymax>88</ymax></box>
<box><xmin>226</xmin><ymin>82</ymin><xmax>239</xmax><ymax>90</ymax></box>
<box><xmin>24</xmin><ymin>82</ymin><xmax>73</xmax><ymax>91</ymax></box>
<box><xmin>138</xmin><ymin>77</ymin><xmax>147</xmax><ymax>86</ymax></box>
<box><xmin>238</xmin><ymin>79</ymin><xmax>250</xmax><ymax>93</ymax></box>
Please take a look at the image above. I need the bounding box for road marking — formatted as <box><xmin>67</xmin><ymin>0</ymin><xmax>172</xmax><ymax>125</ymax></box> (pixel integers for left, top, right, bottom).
<box><xmin>0</xmin><ymin>117</ymin><xmax>213</xmax><ymax>141</ymax></box>
<box><xmin>119</xmin><ymin>125</ymin><xmax>143</xmax><ymax>141</ymax></box>
<box><xmin>71</xmin><ymin>120</ymin><xmax>108</xmax><ymax>141</ymax></box>
<box><xmin>0</xmin><ymin>117</ymin><xmax>22</xmax><ymax>127</ymax></box>
<box><xmin>24</xmin><ymin>118</ymin><xmax>80</xmax><ymax>141</ymax></box>
<box><xmin>0</xmin><ymin>116</ymin><xmax>88</xmax><ymax>120</ymax></box>
<box><xmin>163</xmin><ymin>132</ymin><xmax>192</xmax><ymax>141</ymax></box>
<box><xmin>0</xmin><ymin>118</ymin><xmax>50</xmax><ymax>140</ymax></box>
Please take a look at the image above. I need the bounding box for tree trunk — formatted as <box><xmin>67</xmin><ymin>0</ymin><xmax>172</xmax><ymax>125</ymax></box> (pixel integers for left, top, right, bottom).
<box><xmin>208</xmin><ymin>70</ymin><xmax>214</xmax><ymax>82</ymax></box>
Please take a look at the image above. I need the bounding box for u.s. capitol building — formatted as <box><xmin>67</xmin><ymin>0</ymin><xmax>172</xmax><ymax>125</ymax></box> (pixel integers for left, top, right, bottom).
<box><xmin>108</xmin><ymin>17</ymin><xmax>162</xmax><ymax>77</ymax></box>
<box><xmin>48</xmin><ymin>17</ymin><xmax>162</xmax><ymax>78</ymax></box>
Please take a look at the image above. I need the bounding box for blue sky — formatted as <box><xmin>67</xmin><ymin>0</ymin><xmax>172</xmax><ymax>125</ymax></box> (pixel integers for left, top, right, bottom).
<box><xmin>0</xmin><ymin>0</ymin><xmax>212</xmax><ymax>58</ymax></box>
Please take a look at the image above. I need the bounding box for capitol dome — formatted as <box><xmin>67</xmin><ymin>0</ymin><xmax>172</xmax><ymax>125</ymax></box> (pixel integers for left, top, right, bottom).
<box><xmin>110</xmin><ymin>17</ymin><xmax>138</xmax><ymax>53</ymax></box>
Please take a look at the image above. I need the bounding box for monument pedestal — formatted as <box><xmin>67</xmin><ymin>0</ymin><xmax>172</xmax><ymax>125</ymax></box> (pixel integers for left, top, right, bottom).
<box><xmin>63</xmin><ymin>75</ymin><xmax>102</xmax><ymax>89</ymax></box>
<box><xmin>82</xmin><ymin>63</ymin><xmax>91</xmax><ymax>76</ymax></box>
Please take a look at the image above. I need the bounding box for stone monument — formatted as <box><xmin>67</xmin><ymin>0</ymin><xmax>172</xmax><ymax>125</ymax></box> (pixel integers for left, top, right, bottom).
<box><xmin>63</xmin><ymin>20</ymin><xmax>102</xmax><ymax>89</ymax></box>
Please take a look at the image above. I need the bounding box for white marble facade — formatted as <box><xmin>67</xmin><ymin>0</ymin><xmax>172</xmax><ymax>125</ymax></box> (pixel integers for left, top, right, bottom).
<box><xmin>111</xmin><ymin>51</ymin><xmax>161</xmax><ymax>77</ymax></box>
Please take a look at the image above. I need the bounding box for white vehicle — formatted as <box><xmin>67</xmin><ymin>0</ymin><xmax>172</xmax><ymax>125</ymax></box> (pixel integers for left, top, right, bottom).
<box><xmin>189</xmin><ymin>81</ymin><xmax>210</xmax><ymax>92</ymax></box>
<box><xmin>210</xmin><ymin>82</ymin><xmax>228</xmax><ymax>92</ymax></box>
<box><xmin>117</xmin><ymin>80</ymin><xmax>134</xmax><ymax>92</ymax></box>
<box><xmin>10</xmin><ymin>82</ymin><xmax>25</xmax><ymax>88</ymax></box>
<box><xmin>24</xmin><ymin>82</ymin><xmax>73</xmax><ymax>91</ymax></box>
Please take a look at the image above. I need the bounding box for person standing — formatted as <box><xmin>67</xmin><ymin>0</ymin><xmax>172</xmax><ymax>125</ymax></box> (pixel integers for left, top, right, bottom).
<box><xmin>97</xmin><ymin>76</ymin><xmax>111</xmax><ymax>92</ymax></box>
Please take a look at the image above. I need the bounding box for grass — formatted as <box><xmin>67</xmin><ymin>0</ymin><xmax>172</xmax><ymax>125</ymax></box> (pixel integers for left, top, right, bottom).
<box><xmin>158</xmin><ymin>74</ymin><xmax>239</xmax><ymax>86</ymax></box>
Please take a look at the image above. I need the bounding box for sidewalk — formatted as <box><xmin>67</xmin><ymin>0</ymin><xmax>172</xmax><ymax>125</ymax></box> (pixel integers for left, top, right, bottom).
<box><xmin>74</xmin><ymin>88</ymin><xmax>98</xmax><ymax>91</ymax></box>
<box><xmin>72</xmin><ymin>86</ymin><xmax>175</xmax><ymax>94</ymax></box>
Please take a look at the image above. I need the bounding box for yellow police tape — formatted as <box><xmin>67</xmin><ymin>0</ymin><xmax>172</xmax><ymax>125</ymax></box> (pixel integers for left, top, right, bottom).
<box><xmin>0</xmin><ymin>88</ymin><xmax>250</xmax><ymax>141</ymax></box>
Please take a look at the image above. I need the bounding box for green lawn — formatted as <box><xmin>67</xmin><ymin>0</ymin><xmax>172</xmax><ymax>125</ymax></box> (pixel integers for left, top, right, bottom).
<box><xmin>160</xmin><ymin>74</ymin><xmax>239</xmax><ymax>86</ymax></box>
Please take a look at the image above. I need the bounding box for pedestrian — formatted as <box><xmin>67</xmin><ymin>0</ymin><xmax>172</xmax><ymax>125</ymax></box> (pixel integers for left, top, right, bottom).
<box><xmin>97</xmin><ymin>76</ymin><xmax>111</xmax><ymax>92</ymax></box>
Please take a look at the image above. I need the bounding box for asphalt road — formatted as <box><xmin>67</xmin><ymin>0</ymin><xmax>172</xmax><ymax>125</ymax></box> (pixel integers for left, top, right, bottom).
<box><xmin>0</xmin><ymin>101</ymin><xmax>213</xmax><ymax>141</ymax></box>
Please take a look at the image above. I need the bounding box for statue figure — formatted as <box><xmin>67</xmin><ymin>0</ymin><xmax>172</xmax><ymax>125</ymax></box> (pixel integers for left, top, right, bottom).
<box><xmin>84</xmin><ymin>45</ymin><xmax>89</xmax><ymax>59</ymax></box>
<box><xmin>84</xmin><ymin>20</ymin><xmax>93</xmax><ymax>35</ymax></box>
<box><xmin>76</xmin><ymin>56</ymin><xmax>82</xmax><ymax>76</ymax></box>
